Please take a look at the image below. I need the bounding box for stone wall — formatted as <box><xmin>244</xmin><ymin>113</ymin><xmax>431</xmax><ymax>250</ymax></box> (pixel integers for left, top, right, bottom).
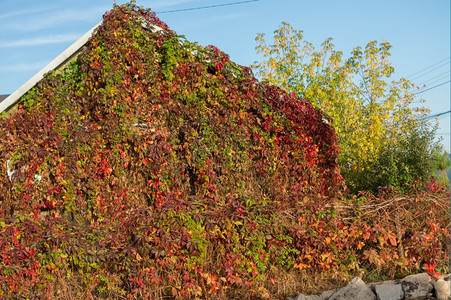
<box><xmin>289</xmin><ymin>273</ymin><xmax>450</xmax><ymax>300</ymax></box>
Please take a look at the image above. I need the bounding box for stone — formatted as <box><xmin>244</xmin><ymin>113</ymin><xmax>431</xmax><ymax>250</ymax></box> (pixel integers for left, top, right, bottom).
<box><xmin>367</xmin><ymin>280</ymin><xmax>399</xmax><ymax>292</ymax></box>
<box><xmin>287</xmin><ymin>289</ymin><xmax>337</xmax><ymax>300</ymax></box>
<box><xmin>401</xmin><ymin>273</ymin><xmax>433</xmax><ymax>300</ymax></box>
<box><xmin>319</xmin><ymin>289</ymin><xmax>336</xmax><ymax>299</ymax></box>
<box><xmin>373</xmin><ymin>281</ymin><xmax>404</xmax><ymax>300</ymax></box>
<box><xmin>433</xmin><ymin>276</ymin><xmax>450</xmax><ymax>300</ymax></box>
<box><xmin>440</xmin><ymin>274</ymin><xmax>450</xmax><ymax>281</ymax></box>
<box><xmin>287</xmin><ymin>294</ymin><xmax>306</xmax><ymax>300</ymax></box>
<box><xmin>288</xmin><ymin>273</ymin><xmax>451</xmax><ymax>300</ymax></box>
<box><xmin>329</xmin><ymin>277</ymin><xmax>376</xmax><ymax>300</ymax></box>
<box><xmin>288</xmin><ymin>294</ymin><xmax>322</xmax><ymax>300</ymax></box>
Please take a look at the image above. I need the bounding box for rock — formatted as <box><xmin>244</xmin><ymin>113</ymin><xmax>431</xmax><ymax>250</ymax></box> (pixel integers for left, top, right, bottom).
<box><xmin>288</xmin><ymin>294</ymin><xmax>322</xmax><ymax>300</ymax></box>
<box><xmin>288</xmin><ymin>273</ymin><xmax>451</xmax><ymax>300</ymax></box>
<box><xmin>373</xmin><ymin>281</ymin><xmax>404</xmax><ymax>300</ymax></box>
<box><xmin>368</xmin><ymin>279</ymin><xmax>399</xmax><ymax>292</ymax></box>
<box><xmin>329</xmin><ymin>277</ymin><xmax>376</xmax><ymax>300</ymax></box>
<box><xmin>287</xmin><ymin>289</ymin><xmax>336</xmax><ymax>300</ymax></box>
<box><xmin>433</xmin><ymin>275</ymin><xmax>450</xmax><ymax>300</ymax></box>
<box><xmin>319</xmin><ymin>289</ymin><xmax>336</xmax><ymax>299</ymax></box>
<box><xmin>401</xmin><ymin>273</ymin><xmax>433</xmax><ymax>300</ymax></box>
<box><xmin>439</xmin><ymin>274</ymin><xmax>450</xmax><ymax>281</ymax></box>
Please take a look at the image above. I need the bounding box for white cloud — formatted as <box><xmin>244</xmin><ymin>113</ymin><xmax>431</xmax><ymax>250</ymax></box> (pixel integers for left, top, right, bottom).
<box><xmin>0</xmin><ymin>60</ymin><xmax>49</xmax><ymax>72</ymax></box>
<box><xmin>0</xmin><ymin>33</ymin><xmax>80</xmax><ymax>48</ymax></box>
<box><xmin>0</xmin><ymin>6</ymin><xmax>58</xmax><ymax>20</ymax></box>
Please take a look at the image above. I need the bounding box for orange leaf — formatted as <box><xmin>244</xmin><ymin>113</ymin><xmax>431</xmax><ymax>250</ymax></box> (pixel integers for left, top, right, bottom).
<box><xmin>388</xmin><ymin>232</ymin><xmax>397</xmax><ymax>246</ymax></box>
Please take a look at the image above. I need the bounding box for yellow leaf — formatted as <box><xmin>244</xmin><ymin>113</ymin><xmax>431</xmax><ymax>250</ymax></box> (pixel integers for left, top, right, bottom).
<box><xmin>377</xmin><ymin>235</ymin><xmax>385</xmax><ymax>246</ymax></box>
<box><xmin>357</xmin><ymin>241</ymin><xmax>365</xmax><ymax>250</ymax></box>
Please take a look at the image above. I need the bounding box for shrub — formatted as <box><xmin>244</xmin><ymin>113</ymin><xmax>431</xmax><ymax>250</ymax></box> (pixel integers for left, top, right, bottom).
<box><xmin>359</xmin><ymin>122</ymin><xmax>446</xmax><ymax>193</ymax></box>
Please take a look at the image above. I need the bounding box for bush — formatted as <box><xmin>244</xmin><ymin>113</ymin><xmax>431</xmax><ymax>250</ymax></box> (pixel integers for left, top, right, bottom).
<box><xmin>355</xmin><ymin>122</ymin><xmax>446</xmax><ymax>193</ymax></box>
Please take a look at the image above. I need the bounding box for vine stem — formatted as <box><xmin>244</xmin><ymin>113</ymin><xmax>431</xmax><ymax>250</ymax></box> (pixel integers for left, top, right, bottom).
<box><xmin>395</xmin><ymin>207</ymin><xmax>405</xmax><ymax>259</ymax></box>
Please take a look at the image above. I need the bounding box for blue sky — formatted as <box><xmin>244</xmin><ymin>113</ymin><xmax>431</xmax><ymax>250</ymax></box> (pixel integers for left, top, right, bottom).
<box><xmin>0</xmin><ymin>0</ymin><xmax>449</xmax><ymax>152</ymax></box>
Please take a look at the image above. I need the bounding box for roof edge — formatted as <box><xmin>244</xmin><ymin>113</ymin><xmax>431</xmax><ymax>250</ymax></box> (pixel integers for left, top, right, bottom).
<box><xmin>0</xmin><ymin>20</ymin><xmax>103</xmax><ymax>114</ymax></box>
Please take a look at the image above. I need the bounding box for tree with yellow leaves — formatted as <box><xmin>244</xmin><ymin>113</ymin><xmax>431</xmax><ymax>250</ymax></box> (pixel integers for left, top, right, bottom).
<box><xmin>253</xmin><ymin>22</ymin><xmax>443</xmax><ymax>192</ymax></box>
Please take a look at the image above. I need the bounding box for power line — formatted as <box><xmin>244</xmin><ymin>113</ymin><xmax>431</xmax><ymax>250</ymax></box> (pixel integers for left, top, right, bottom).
<box><xmin>409</xmin><ymin>61</ymin><xmax>450</xmax><ymax>81</ymax></box>
<box><xmin>406</xmin><ymin>57</ymin><xmax>450</xmax><ymax>79</ymax></box>
<box><xmin>156</xmin><ymin>0</ymin><xmax>259</xmax><ymax>14</ymax></box>
<box><xmin>415</xmin><ymin>80</ymin><xmax>450</xmax><ymax>95</ymax></box>
<box><xmin>421</xmin><ymin>110</ymin><xmax>451</xmax><ymax>120</ymax></box>
<box><xmin>421</xmin><ymin>75</ymin><xmax>451</xmax><ymax>89</ymax></box>
<box><xmin>417</xmin><ymin>70</ymin><xmax>450</xmax><ymax>86</ymax></box>
<box><xmin>437</xmin><ymin>114</ymin><xmax>449</xmax><ymax>121</ymax></box>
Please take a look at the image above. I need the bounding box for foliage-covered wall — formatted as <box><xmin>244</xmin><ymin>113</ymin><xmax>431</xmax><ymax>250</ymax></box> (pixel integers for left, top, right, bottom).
<box><xmin>0</xmin><ymin>4</ymin><xmax>342</xmax><ymax>219</ymax></box>
<box><xmin>0</xmin><ymin>3</ymin><xmax>342</xmax><ymax>297</ymax></box>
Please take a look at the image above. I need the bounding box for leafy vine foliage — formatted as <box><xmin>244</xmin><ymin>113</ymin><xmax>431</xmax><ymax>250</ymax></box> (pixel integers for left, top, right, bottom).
<box><xmin>0</xmin><ymin>4</ymin><xmax>448</xmax><ymax>299</ymax></box>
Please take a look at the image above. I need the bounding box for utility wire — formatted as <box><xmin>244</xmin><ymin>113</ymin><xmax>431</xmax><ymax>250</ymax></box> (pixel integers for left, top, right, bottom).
<box><xmin>417</xmin><ymin>70</ymin><xmax>450</xmax><ymax>86</ymax></box>
<box><xmin>406</xmin><ymin>57</ymin><xmax>450</xmax><ymax>79</ymax></box>
<box><xmin>156</xmin><ymin>0</ymin><xmax>259</xmax><ymax>14</ymax></box>
<box><xmin>415</xmin><ymin>80</ymin><xmax>450</xmax><ymax>95</ymax></box>
<box><xmin>409</xmin><ymin>61</ymin><xmax>450</xmax><ymax>81</ymax></box>
<box><xmin>420</xmin><ymin>75</ymin><xmax>451</xmax><ymax>89</ymax></box>
<box><xmin>420</xmin><ymin>110</ymin><xmax>451</xmax><ymax>120</ymax></box>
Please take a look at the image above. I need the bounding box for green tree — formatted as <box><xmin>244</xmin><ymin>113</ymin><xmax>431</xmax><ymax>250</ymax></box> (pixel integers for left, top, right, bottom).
<box><xmin>430</xmin><ymin>144</ymin><xmax>451</xmax><ymax>185</ymax></box>
<box><xmin>253</xmin><ymin>22</ymin><xmax>441</xmax><ymax>192</ymax></box>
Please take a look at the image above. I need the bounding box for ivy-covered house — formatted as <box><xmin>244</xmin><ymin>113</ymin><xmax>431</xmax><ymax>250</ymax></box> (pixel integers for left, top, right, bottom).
<box><xmin>0</xmin><ymin>2</ymin><xmax>341</xmax><ymax>197</ymax></box>
<box><xmin>0</xmin><ymin>3</ymin><xmax>344</xmax><ymax>298</ymax></box>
